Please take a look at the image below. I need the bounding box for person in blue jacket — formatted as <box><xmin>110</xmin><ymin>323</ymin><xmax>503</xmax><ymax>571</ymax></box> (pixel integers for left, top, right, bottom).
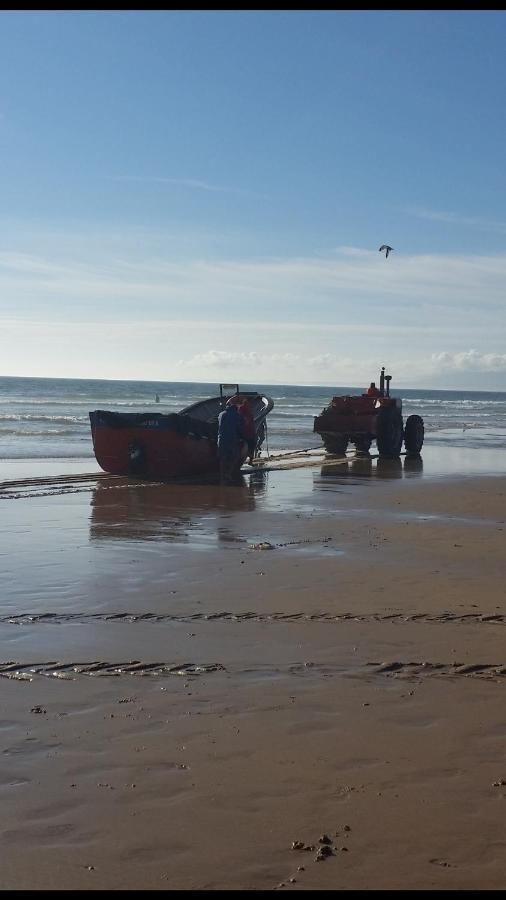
<box><xmin>217</xmin><ymin>399</ymin><xmax>245</xmax><ymax>482</ymax></box>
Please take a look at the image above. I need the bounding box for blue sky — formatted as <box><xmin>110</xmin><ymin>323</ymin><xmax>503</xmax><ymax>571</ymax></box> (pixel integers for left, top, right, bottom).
<box><xmin>1</xmin><ymin>10</ymin><xmax>506</xmax><ymax>388</ymax></box>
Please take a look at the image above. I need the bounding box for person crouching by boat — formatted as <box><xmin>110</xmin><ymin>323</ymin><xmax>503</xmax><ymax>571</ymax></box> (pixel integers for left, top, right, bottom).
<box><xmin>238</xmin><ymin>397</ymin><xmax>256</xmax><ymax>465</ymax></box>
<box><xmin>217</xmin><ymin>399</ymin><xmax>245</xmax><ymax>483</ymax></box>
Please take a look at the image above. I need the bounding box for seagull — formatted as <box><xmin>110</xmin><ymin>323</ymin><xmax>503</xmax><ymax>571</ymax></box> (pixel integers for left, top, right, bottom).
<box><xmin>379</xmin><ymin>244</ymin><xmax>393</xmax><ymax>258</ymax></box>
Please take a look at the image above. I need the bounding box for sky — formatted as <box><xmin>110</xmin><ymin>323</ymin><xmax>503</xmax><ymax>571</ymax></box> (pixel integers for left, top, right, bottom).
<box><xmin>1</xmin><ymin>9</ymin><xmax>506</xmax><ymax>389</ymax></box>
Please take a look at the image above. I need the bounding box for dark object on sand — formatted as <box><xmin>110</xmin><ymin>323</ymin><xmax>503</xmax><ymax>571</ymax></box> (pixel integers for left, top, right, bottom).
<box><xmin>315</xmin><ymin>845</ymin><xmax>333</xmax><ymax>860</ymax></box>
<box><xmin>90</xmin><ymin>384</ymin><xmax>273</xmax><ymax>479</ymax></box>
<box><xmin>314</xmin><ymin>368</ymin><xmax>424</xmax><ymax>459</ymax></box>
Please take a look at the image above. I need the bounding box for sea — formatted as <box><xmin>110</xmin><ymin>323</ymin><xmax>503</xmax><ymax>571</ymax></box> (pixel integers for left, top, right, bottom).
<box><xmin>1</xmin><ymin>375</ymin><xmax>506</xmax><ymax>468</ymax></box>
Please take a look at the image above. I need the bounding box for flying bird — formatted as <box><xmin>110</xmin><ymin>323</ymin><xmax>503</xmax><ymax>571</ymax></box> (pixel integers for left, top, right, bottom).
<box><xmin>379</xmin><ymin>244</ymin><xmax>393</xmax><ymax>258</ymax></box>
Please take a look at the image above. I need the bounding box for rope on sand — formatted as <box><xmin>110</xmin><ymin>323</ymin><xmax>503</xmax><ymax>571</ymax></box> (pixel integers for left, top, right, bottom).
<box><xmin>0</xmin><ymin>472</ymin><xmax>115</xmax><ymax>491</ymax></box>
<box><xmin>1</xmin><ymin>448</ymin><xmax>402</xmax><ymax>492</ymax></box>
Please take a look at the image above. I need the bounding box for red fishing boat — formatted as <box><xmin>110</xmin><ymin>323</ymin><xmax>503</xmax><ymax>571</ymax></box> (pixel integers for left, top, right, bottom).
<box><xmin>89</xmin><ymin>384</ymin><xmax>274</xmax><ymax>479</ymax></box>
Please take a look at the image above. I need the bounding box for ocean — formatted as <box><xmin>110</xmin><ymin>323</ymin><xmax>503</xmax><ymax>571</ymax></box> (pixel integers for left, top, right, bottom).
<box><xmin>1</xmin><ymin>375</ymin><xmax>506</xmax><ymax>466</ymax></box>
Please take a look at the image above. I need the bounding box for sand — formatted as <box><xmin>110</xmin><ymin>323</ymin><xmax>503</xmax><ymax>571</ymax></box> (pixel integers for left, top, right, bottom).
<box><xmin>1</xmin><ymin>447</ymin><xmax>506</xmax><ymax>890</ymax></box>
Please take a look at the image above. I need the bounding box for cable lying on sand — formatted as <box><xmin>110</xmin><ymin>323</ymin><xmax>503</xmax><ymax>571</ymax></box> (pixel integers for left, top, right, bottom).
<box><xmin>0</xmin><ymin>447</ymin><xmax>409</xmax><ymax>497</ymax></box>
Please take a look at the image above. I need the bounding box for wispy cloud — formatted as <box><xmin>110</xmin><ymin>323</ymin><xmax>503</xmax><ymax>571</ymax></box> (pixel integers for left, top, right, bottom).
<box><xmin>2</xmin><ymin>230</ymin><xmax>506</xmax><ymax>386</ymax></box>
<box><xmin>110</xmin><ymin>175</ymin><xmax>255</xmax><ymax>196</ymax></box>
<box><xmin>3</xmin><ymin>244</ymin><xmax>506</xmax><ymax>317</ymax></box>
<box><xmin>3</xmin><ymin>244</ymin><xmax>506</xmax><ymax>341</ymax></box>
<box><xmin>407</xmin><ymin>207</ymin><xmax>506</xmax><ymax>235</ymax></box>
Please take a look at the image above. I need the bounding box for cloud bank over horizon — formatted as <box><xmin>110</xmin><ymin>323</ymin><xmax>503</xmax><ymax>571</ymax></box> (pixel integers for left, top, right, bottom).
<box><xmin>1</xmin><ymin>227</ymin><xmax>505</xmax><ymax>390</ymax></box>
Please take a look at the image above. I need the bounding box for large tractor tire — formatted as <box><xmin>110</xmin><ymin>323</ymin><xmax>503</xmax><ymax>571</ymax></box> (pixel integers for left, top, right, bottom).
<box><xmin>404</xmin><ymin>414</ymin><xmax>424</xmax><ymax>456</ymax></box>
<box><xmin>323</xmin><ymin>435</ymin><xmax>348</xmax><ymax>456</ymax></box>
<box><xmin>376</xmin><ymin>407</ymin><xmax>403</xmax><ymax>458</ymax></box>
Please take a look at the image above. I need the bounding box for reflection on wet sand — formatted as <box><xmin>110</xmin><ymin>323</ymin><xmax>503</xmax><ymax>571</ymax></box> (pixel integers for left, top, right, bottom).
<box><xmin>376</xmin><ymin>457</ymin><xmax>403</xmax><ymax>479</ymax></box>
<box><xmin>403</xmin><ymin>455</ymin><xmax>424</xmax><ymax>476</ymax></box>
<box><xmin>89</xmin><ymin>470</ymin><xmax>268</xmax><ymax>543</ymax></box>
<box><xmin>319</xmin><ymin>454</ymin><xmax>423</xmax><ymax>481</ymax></box>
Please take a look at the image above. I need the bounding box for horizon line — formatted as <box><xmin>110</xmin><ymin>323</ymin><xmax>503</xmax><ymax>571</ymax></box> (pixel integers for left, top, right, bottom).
<box><xmin>1</xmin><ymin>373</ymin><xmax>505</xmax><ymax>395</ymax></box>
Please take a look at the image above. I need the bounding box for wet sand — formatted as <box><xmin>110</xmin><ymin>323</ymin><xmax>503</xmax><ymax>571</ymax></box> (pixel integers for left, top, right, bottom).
<box><xmin>1</xmin><ymin>445</ymin><xmax>506</xmax><ymax>890</ymax></box>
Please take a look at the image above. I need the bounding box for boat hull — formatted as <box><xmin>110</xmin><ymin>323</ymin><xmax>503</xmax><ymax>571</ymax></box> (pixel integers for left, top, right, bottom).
<box><xmin>90</xmin><ymin>412</ymin><xmax>248</xmax><ymax>479</ymax></box>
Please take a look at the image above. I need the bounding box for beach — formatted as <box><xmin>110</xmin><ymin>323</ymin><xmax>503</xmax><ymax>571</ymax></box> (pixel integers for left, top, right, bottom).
<box><xmin>1</xmin><ymin>445</ymin><xmax>506</xmax><ymax>890</ymax></box>
<box><xmin>3</xmin><ymin>4</ymin><xmax>506</xmax><ymax>889</ymax></box>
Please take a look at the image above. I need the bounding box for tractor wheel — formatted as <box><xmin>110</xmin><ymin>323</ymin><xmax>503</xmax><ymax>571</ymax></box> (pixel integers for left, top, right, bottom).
<box><xmin>355</xmin><ymin>437</ymin><xmax>372</xmax><ymax>455</ymax></box>
<box><xmin>376</xmin><ymin>407</ymin><xmax>403</xmax><ymax>458</ymax></box>
<box><xmin>404</xmin><ymin>414</ymin><xmax>424</xmax><ymax>456</ymax></box>
<box><xmin>323</xmin><ymin>435</ymin><xmax>348</xmax><ymax>456</ymax></box>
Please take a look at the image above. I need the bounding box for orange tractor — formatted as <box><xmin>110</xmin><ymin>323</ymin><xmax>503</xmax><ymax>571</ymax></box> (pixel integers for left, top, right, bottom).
<box><xmin>314</xmin><ymin>368</ymin><xmax>424</xmax><ymax>458</ymax></box>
